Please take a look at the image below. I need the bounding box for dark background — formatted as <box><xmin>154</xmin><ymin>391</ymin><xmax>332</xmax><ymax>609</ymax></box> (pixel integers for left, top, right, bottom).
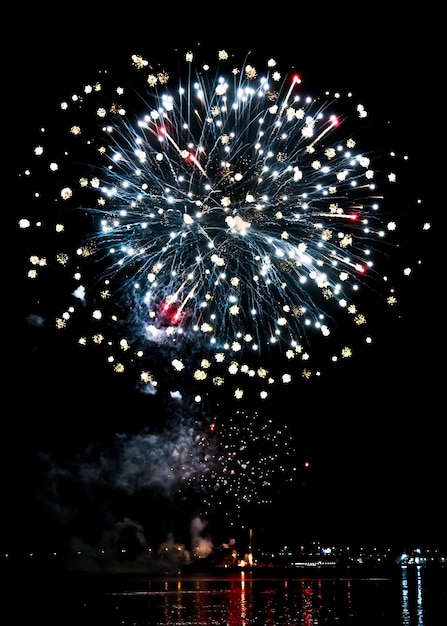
<box><xmin>5</xmin><ymin>6</ymin><xmax>444</xmax><ymax>562</ymax></box>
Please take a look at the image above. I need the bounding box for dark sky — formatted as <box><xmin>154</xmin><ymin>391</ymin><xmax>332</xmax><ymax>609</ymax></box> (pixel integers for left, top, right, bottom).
<box><xmin>5</xmin><ymin>8</ymin><xmax>444</xmax><ymax>562</ymax></box>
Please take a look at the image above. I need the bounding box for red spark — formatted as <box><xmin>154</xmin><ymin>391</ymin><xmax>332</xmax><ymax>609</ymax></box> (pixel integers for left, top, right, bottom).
<box><xmin>157</xmin><ymin>299</ymin><xmax>183</xmax><ymax>325</ymax></box>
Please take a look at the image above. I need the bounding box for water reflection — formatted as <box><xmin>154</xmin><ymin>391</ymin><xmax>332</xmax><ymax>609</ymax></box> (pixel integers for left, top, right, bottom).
<box><xmin>82</xmin><ymin>565</ymin><xmax>443</xmax><ymax>625</ymax></box>
<box><xmin>227</xmin><ymin>573</ymin><xmax>252</xmax><ymax>625</ymax></box>
<box><xmin>401</xmin><ymin>565</ymin><xmax>425</xmax><ymax>626</ymax></box>
<box><xmin>104</xmin><ymin>572</ymin><xmax>372</xmax><ymax>625</ymax></box>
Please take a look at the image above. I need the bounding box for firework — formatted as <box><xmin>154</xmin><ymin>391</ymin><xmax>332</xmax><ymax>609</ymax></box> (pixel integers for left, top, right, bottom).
<box><xmin>199</xmin><ymin>409</ymin><xmax>300</xmax><ymax>524</ymax></box>
<box><xmin>18</xmin><ymin>48</ymin><xmax>430</xmax><ymax>402</ymax></box>
<box><xmin>33</xmin><ymin>397</ymin><xmax>301</xmax><ymax>546</ymax></box>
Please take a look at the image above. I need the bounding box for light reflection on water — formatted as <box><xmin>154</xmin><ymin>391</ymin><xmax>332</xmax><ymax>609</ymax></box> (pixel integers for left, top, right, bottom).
<box><xmin>401</xmin><ymin>565</ymin><xmax>430</xmax><ymax>626</ymax></box>
<box><xmin>74</xmin><ymin>565</ymin><xmax>444</xmax><ymax>625</ymax></box>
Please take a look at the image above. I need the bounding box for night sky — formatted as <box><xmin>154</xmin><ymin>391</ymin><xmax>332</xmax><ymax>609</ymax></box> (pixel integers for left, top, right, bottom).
<box><xmin>5</xmin><ymin>7</ymin><xmax>444</xmax><ymax>564</ymax></box>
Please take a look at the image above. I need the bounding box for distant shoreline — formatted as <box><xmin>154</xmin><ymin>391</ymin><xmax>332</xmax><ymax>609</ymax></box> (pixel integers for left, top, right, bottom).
<box><xmin>2</xmin><ymin>554</ymin><xmax>446</xmax><ymax>580</ymax></box>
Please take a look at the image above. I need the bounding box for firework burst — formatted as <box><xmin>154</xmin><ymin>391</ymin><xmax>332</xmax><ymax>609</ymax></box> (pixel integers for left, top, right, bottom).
<box><xmin>18</xmin><ymin>48</ymin><xmax>430</xmax><ymax>403</ymax></box>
